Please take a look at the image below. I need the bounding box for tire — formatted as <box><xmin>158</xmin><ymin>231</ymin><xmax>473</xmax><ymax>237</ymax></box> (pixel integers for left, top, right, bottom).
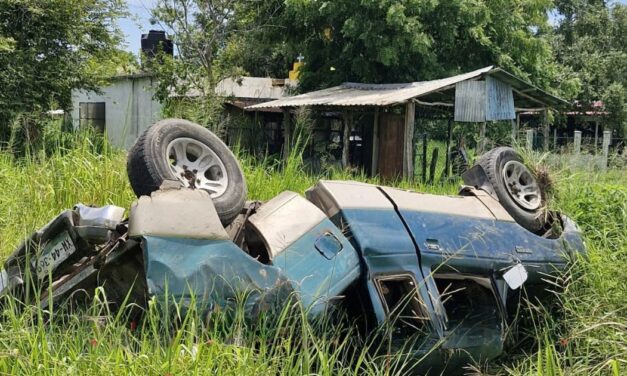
<box><xmin>477</xmin><ymin>147</ymin><xmax>545</xmax><ymax>232</ymax></box>
<box><xmin>127</xmin><ymin>118</ymin><xmax>246</xmax><ymax>225</ymax></box>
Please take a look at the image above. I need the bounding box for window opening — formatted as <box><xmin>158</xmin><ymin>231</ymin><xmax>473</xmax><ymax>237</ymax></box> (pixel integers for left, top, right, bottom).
<box><xmin>375</xmin><ymin>275</ymin><xmax>430</xmax><ymax>335</ymax></box>
<box><xmin>79</xmin><ymin>102</ymin><xmax>105</xmax><ymax>133</ymax></box>
<box><xmin>434</xmin><ymin>274</ymin><xmax>501</xmax><ymax>329</ymax></box>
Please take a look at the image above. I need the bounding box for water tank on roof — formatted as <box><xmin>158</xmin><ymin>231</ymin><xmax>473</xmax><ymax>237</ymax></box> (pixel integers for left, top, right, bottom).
<box><xmin>141</xmin><ymin>30</ymin><xmax>173</xmax><ymax>60</ymax></box>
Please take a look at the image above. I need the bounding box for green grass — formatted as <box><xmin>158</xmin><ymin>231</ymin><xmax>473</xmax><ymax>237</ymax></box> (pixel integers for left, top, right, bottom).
<box><xmin>0</xmin><ymin>132</ymin><xmax>625</xmax><ymax>375</ymax></box>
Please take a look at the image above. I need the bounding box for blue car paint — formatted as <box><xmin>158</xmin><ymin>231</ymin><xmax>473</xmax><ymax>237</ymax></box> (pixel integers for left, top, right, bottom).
<box><xmin>315</xmin><ymin>184</ymin><xmax>585</xmax><ymax>366</ymax></box>
<box><xmin>326</xmin><ymin>208</ymin><xmax>445</xmax><ymax>336</ymax></box>
<box><xmin>271</xmin><ymin>219</ymin><xmax>362</xmax><ymax>315</ymax></box>
<box><xmin>142</xmin><ymin>236</ymin><xmax>291</xmax><ymax>315</ymax></box>
<box><xmin>142</xmin><ymin>217</ymin><xmax>362</xmax><ymax>317</ymax></box>
<box><xmin>396</xmin><ymin>210</ymin><xmax>584</xmax><ymax>282</ymax></box>
<box><xmin>140</xmin><ymin>182</ymin><xmax>585</xmax><ymax>369</ymax></box>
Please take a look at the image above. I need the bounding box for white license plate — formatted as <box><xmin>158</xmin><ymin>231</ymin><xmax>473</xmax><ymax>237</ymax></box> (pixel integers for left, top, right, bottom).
<box><xmin>32</xmin><ymin>231</ymin><xmax>76</xmax><ymax>280</ymax></box>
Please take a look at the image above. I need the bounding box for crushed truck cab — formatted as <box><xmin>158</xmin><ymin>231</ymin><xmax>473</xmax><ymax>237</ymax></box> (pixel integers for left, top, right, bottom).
<box><xmin>0</xmin><ymin>179</ymin><xmax>585</xmax><ymax>372</ymax></box>
<box><xmin>306</xmin><ymin>180</ymin><xmax>584</xmax><ymax>366</ymax></box>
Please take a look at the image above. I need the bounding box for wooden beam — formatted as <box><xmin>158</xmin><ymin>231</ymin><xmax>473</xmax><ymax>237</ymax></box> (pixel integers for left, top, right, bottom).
<box><xmin>404</xmin><ymin>101</ymin><xmax>416</xmax><ymax>180</ymax></box>
<box><xmin>371</xmin><ymin>108</ymin><xmax>380</xmax><ymax>176</ymax></box>
<box><xmin>414</xmin><ymin>99</ymin><xmax>454</xmax><ymax>107</ymax></box>
<box><xmin>511</xmin><ymin>86</ymin><xmax>549</xmax><ymax>108</ymax></box>
<box><xmin>342</xmin><ymin>112</ymin><xmax>352</xmax><ymax>168</ymax></box>
<box><xmin>282</xmin><ymin>108</ymin><xmax>291</xmax><ymax>160</ymax></box>
<box><xmin>514</xmin><ymin>107</ymin><xmax>545</xmax><ymax>112</ymax></box>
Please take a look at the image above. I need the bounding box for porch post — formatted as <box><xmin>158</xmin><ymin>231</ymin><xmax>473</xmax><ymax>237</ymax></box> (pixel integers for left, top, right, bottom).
<box><xmin>404</xmin><ymin>101</ymin><xmax>415</xmax><ymax>180</ymax></box>
<box><xmin>282</xmin><ymin>108</ymin><xmax>291</xmax><ymax>160</ymax></box>
<box><xmin>594</xmin><ymin>119</ymin><xmax>599</xmax><ymax>154</ymax></box>
<box><xmin>573</xmin><ymin>131</ymin><xmax>582</xmax><ymax>154</ymax></box>
<box><xmin>478</xmin><ymin>121</ymin><xmax>487</xmax><ymax>155</ymax></box>
<box><xmin>342</xmin><ymin>112</ymin><xmax>352</xmax><ymax>168</ymax></box>
<box><xmin>601</xmin><ymin>130</ymin><xmax>611</xmax><ymax>171</ymax></box>
<box><xmin>543</xmin><ymin>109</ymin><xmax>550</xmax><ymax>151</ymax></box>
<box><xmin>371</xmin><ymin>108</ymin><xmax>380</xmax><ymax>176</ymax></box>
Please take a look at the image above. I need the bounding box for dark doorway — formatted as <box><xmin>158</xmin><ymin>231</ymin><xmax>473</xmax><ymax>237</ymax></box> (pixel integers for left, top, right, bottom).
<box><xmin>378</xmin><ymin>113</ymin><xmax>404</xmax><ymax>179</ymax></box>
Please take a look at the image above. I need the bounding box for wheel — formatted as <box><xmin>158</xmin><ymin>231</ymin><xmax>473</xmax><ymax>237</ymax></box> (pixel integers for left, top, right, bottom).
<box><xmin>478</xmin><ymin>147</ymin><xmax>545</xmax><ymax>232</ymax></box>
<box><xmin>127</xmin><ymin>118</ymin><xmax>246</xmax><ymax>225</ymax></box>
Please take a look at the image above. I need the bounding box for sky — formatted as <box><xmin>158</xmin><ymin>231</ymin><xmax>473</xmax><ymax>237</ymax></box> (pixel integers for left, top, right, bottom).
<box><xmin>119</xmin><ymin>0</ymin><xmax>627</xmax><ymax>55</ymax></box>
<box><xmin>119</xmin><ymin>0</ymin><xmax>160</xmax><ymax>55</ymax></box>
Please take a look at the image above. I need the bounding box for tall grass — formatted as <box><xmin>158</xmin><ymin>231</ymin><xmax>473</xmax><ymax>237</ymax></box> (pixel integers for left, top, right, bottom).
<box><xmin>0</xmin><ymin>130</ymin><xmax>625</xmax><ymax>375</ymax></box>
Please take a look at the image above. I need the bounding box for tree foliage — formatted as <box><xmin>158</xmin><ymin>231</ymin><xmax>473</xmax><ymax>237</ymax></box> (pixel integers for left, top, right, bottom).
<box><xmin>0</xmin><ymin>0</ymin><xmax>128</xmax><ymax>143</ymax></box>
<box><xmin>149</xmin><ymin>0</ymin><xmax>285</xmax><ymax>128</ymax></box>
<box><xmin>552</xmin><ymin>0</ymin><xmax>627</xmax><ymax>135</ymax></box>
<box><xmin>256</xmin><ymin>0</ymin><xmax>557</xmax><ymax>92</ymax></box>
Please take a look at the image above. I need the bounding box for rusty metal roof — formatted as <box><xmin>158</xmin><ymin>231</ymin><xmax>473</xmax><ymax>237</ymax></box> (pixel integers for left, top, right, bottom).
<box><xmin>246</xmin><ymin>66</ymin><xmax>568</xmax><ymax>110</ymax></box>
<box><xmin>215</xmin><ymin>77</ymin><xmax>296</xmax><ymax>100</ymax></box>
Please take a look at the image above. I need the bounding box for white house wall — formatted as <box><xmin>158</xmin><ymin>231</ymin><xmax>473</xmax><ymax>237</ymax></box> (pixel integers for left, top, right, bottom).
<box><xmin>71</xmin><ymin>76</ymin><xmax>162</xmax><ymax>149</ymax></box>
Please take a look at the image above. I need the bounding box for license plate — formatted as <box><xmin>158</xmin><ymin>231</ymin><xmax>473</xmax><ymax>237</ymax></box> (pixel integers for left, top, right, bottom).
<box><xmin>32</xmin><ymin>231</ymin><xmax>76</xmax><ymax>280</ymax></box>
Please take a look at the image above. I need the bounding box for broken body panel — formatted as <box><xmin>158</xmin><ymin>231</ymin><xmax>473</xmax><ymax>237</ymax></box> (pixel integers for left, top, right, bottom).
<box><xmin>0</xmin><ymin>180</ymin><xmax>585</xmax><ymax>371</ymax></box>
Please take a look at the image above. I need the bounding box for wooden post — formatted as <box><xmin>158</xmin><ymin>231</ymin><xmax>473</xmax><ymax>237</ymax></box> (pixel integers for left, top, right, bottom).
<box><xmin>444</xmin><ymin>118</ymin><xmax>452</xmax><ymax>178</ymax></box>
<box><xmin>428</xmin><ymin>148</ymin><xmax>439</xmax><ymax>184</ymax></box>
<box><xmin>594</xmin><ymin>119</ymin><xmax>599</xmax><ymax>154</ymax></box>
<box><xmin>526</xmin><ymin>129</ymin><xmax>534</xmax><ymax>150</ymax></box>
<box><xmin>421</xmin><ymin>132</ymin><xmax>428</xmax><ymax>183</ymax></box>
<box><xmin>404</xmin><ymin>101</ymin><xmax>415</xmax><ymax>180</ymax></box>
<box><xmin>543</xmin><ymin>109</ymin><xmax>550</xmax><ymax>151</ymax></box>
<box><xmin>516</xmin><ymin>112</ymin><xmax>520</xmax><ymax>142</ymax></box>
<box><xmin>573</xmin><ymin>130</ymin><xmax>582</xmax><ymax>155</ymax></box>
<box><xmin>553</xmin><ymin>128</ymin><xmax>557</xmax><ymax>151</ymax></box>
<box><xmin>282</xmin><ymin>108</ymin><xmax>291</xmax><ymax>160</ymax></box>
<box><xmin>478</xmin><ymin>122</ymin><xmax>487</xmax><ymax>155</ymax></box>
<box><xmin>342</xmin><ymin>112</ymin><xmax>352</xmax><ymax>168</ymax></box>
<box><xmin>371</xmin><ymin>108</ymin><xmax>380</xmax><ymax>176</ymax></box>
<box><xmin>511</xmin><ymin>118</ymin><xmax>517</xmax><ymax>145</ymax></box>
<box><xmin>601</xmin><ymin>130</ymin><xmax>611</xmax><ymax>171</ymax></box>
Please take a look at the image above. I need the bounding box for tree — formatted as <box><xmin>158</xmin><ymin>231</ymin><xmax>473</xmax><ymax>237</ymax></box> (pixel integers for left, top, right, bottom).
<box><xmin>551</xmin><ymin>1</ymin><xmax>627</xmax><ymax>136</ymax></box>
<box><xmin>260</xmin><ymin>0</ymin><xmax>557</xmax><ymax>92</ymax></box>
<box><xmin>149</xmin><ymin>0</ymin><xmax>285</xmax><ymax>128</ymax></box>
<box><xmin>0</xmin><ymin>0</ymin><xmax>127</xmax><ymax>140</ymax></box>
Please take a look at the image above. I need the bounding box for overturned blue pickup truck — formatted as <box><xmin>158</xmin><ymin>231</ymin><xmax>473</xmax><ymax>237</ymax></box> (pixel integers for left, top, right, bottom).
<box><xmin>0</xmin><ymin>119</ymin><xmax>585</xmax><ymax>372</ymax></box>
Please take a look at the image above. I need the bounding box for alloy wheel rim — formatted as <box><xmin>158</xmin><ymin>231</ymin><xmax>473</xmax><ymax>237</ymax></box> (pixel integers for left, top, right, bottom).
<box><xmin>166</xmin><ymin>137</ymin><xmax>228</xmax><ymax>198</ymax></box>
<box><xmin>501</xmin><ymin>160</ymin><xmax>541</xmax><ymax>210</ymax></box>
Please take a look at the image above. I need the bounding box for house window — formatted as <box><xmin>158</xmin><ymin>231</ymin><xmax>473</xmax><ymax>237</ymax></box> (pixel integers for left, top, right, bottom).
<box><xmin>374</xmin><ymin>274</ymin><xmax>430</xmax><ymax>335</ymax></box>
<box><xmin>79</xmin><ymin>102</ymin><xmax>105</xmax><ymax>132</ymax></box>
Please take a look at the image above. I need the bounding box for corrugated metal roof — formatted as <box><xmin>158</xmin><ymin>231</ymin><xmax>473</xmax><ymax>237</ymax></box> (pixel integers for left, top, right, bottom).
<box><xmin>246</xmin><ymin>66</ymin><xmax>568</xmax><ymax>110</ymax></box>
<box><xmin>215</xmin><ymin>77</ymin><xmax>297</xmax><ymax>100</ymax></box>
